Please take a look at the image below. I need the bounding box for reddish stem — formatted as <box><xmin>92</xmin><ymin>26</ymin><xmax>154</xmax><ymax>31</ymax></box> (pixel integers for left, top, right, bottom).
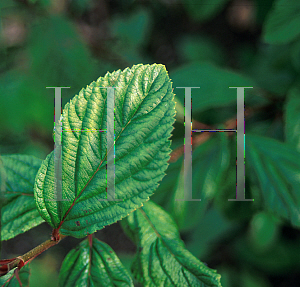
<box><xmin>0</xmin><ymin>233</ymin><xmax>67</xmax><ymax>278</ymax></box>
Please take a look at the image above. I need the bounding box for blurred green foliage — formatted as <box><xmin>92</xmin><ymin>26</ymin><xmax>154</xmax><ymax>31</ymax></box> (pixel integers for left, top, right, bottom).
<box><xmin>1</xmin><ymin>0</ymin><xmax>300</xmax><ymax>286</ymax></box>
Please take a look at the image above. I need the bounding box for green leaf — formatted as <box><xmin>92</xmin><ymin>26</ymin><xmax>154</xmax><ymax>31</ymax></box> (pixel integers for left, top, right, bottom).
<box><xmin>182</xmin><ymin>0</ymin><xmax>230</xmax><ymax>22</ymax></box>
<box><xmin>34</xmin><ymin>63</ymin><xmax>176</xmax><ymax>238</ymax></box>
<box><xmin>245</xmin><ymin>133</ymin><xmax>300</xmax><ymax>228</ymax></box>
<box><xmin>186</xmin><ymin>207</ymin><xmax>235</xmax><ymax>259</ymax></box>
<box><xmin>121</xmin><ymin>201</ymin><xmax>222</xmax><ymax>287</ymax></box>
<box><xmin>171</xmin><ymin>132</ymin><xmax>230</xmax><ymax>230</ymax></box>
<box><xmin>111</xmin><ymin>9</ymin><xmax>152</xmax><ymax>50</ymax></box>
<box><xmin>262</xmin><ymin>0</ymin><xmax>300</xmax><ymax>44</ymax></box>
<box><xmin>0</xmin><ymin>264</ymin><xmax>30</xmax><ymax>287</ymax></box>
<box><xmin>245</xmin><ymin>44</ymin><xmax>295</xmax><ymax>96</ymax></box>
<box><xmin>291</xmin><ymin>39</ymin><xmax>300</xmax><ymax>72</ymax></box>
<box><xmin>0</xmin><ymin>157</ymin><xmax>5</xmax><ymax>253</ymax></box>
<box><xmin>28</xmin><ymin>15</ymin><xmax>96</xmax><ymax>96</ymax></box>
<box><xmin>110</xmin><ymin>9</ymin><xmax>153</xmax><ymax>64</ymax></box>
<box><xmin>1</xmin><ymin>154</ymin><xmax>44</xmax><ymax>241</ymax></box>
<box><xmin>178</xmin><ymin>35</ymin><xmax>225</xmax><ymax>65</ymax></box>
<box><xmin>284</xmin><ymin>87</ymin><xmax>300</xmax><ymax>151</ymax></box>
<box><xmin>59</xmin><ymin>237</ymin><xmax>133</xmax><ymax>287</ymax></box>
<box><xmin>249</xmin><ymin>212</ymin><xmax>279</xmax><ymax>252</ymax></box>
<box><xmin>170</xmin><ymin>62</ymin><xmax>254</xmax><ymax>114</ymax></box>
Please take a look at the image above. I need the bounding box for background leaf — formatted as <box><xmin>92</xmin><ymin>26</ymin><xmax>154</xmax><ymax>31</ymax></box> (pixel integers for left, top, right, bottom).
<box><xmin>284</xmin><ymin>87</ymin><xmax>300</xmax><ymax>151</ymax></box>
<box><xmin>262</xmin><ymin>0</ymin><xmax>300</xmax><ymax>44</ymax></box>
<box><xmin>34</xmin><ymin>63</ymin><xmax>176</xmax><ymax>238</ymax></box>
<box><xmin>59</xmin><ymin>237</ymin><xmax>133</xmax><ymax>287</ymax></box>
<box><xmin>121</xmin><ymin>200</ymin><xmax>222</xmax><ymax>287</ymax></box>
<box><xmin>182</xmin><ymin>0</ymin><xmax>230</xmax><ymax>22</ymax></box>
<box><xmin>1</xmin><ymin>154</ymin><xmax>44</xmax><ymax>241</ymax></box>
<box><xmin>28</xmin><ymin>14</ymin><xmax>97</xmax><ymax>97</ymax></box>
<box><xmin>171</xmin><ymin>132</ymin><xmax>230</xmax><ymax>230</ymax></box>
<box><xmin>170</xmin><ymin>62</ymin><xmax>254</xmax><ymax>115</ymax></box>
<box><xmin>245</xmin><ymin>133</ymin><xmax>300</xmax><ymax>228</ymax></box>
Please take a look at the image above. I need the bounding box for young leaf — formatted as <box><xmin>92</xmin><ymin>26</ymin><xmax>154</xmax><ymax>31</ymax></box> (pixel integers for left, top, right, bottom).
<box><xmin>245</xmin><ymin>133</ymin><xmax>300</xmax><ymax>228</ymax></box>
<box><xmin>0</xmin><ymin>154</ymin><xmax>44</xmax><ymax>241</ymax></box>
<box><xmin>121</xmin><ymin>201</ymin><xmax>222</xmax><ymax>287</ymax></box>
<box><xmin>58</xmin><ymin>237</ymin><xmax>133</xmax><ymax>287</ymax></box>
<box><xmin>262</xmin><ymin>0</ymin><xmax>300</xmax><ymax>44</ymax></box>
<box><xmin>34</xmin><ymin>63</ymin><xmax>176</xmax><ymax>238</ymax></box>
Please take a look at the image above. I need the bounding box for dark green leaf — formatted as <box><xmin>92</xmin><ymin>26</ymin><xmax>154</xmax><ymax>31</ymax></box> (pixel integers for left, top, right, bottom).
<box><xmin>245</xmin><ymin>45</ymin><xmax>295</xmax><ymax>96</ymax></box>
<box><xmin>182</xmin><ymin>0</ymin><xmax>230</xmax><ymax>22</ymax></box>
<box><xmin>262</xmin><ymin>0</ymin><xmax>300</xmax><ymax>44</ymax></box>
<box><xmin>28</xmin><ymin>15</ymin><xmax>96</xmax><ymax>96</ymax></box>
<box><xmin>111</xmin><ymin>9</ymin><xmax>152</xmax><ymax>50</ymax></box>
<box><xmin>178</xmin><ymin>35</ymin><xmax>225</xmax><ymax>65</ymax></box>
<box><xmin>1</xmin><ymin>154</ymin><xmax>44</xmax><ymax>241</ymax></box>
<box><xmin>249</xmin><ymin>212</ymin><xmax>279</xmax><ymax>252</ymax></box>
<box><xmin>171</xmin><ymin>132</ymin><xmax>230</xmax><ymax>230</ymax></box>
<box><xmin>245</xmin><ymin>133</ymin><xmax>300</xmax><ymax>227</ymax></box>
<box><xmin>34</xmin><ymin>63</ymin><xmax>176</xmax><ymax>238</ymax></box>
<box><xmin>121</xmin><ymin>201</ymin><xmax>222</xmax><ymax>287</ymax></box>
<box><xmin>284</xmin><ymin>87</ymin><xmax>300</xmax><ymax>151</ymax></box>
<box><xmin>59</xmin><ymin>237</ymin><xmax>133</xmax><ymax>287</ymax></box>
<box><xmin>0</xmin><ymin>157</ymin><xmax>5</xmax><ymax>252</ymax></box>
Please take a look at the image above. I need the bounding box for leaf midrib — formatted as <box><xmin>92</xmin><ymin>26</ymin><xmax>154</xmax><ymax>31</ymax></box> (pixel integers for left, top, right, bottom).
<box><xmin>58</xmin><ymin>66</ymin><xmax>167</xmax><ymax>230</ymax></box>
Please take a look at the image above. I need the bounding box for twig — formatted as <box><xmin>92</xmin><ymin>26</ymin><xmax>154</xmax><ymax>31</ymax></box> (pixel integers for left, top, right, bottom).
<box><xmin>0</xmin><ymin>234</ymin><xmax>67</xmax><ymax>277</ymax></box>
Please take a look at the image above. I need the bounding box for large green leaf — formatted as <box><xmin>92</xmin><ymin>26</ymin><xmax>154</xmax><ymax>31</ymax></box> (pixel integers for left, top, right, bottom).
<box><xmin>262</xmin><ymin>0</ymin><xmax>300</xmax><ymax>44</ymax></box>
<box><xmin>121</xmin><ymin>201</ymin><xmax>222</xmax><ymax>287</ymax></box>
<box><xmin>34</xmin><ymin>63</ymin><xmax>176</xmax><ymax>238</ymax></box>
<box><xmin>0</xmin><ymin>154</ymin><xmax>44</xmax><ymax>241</ymax></box>
<box><xmin>284</xmin><ymin>87</ymin><xmax>300</xmax><ymax>151</ymax></box>
<box><xmin>59</xmin><ymin>237</ymin><xmax>133</xmax><ymax>287</ymax></box>
<box><xmin>245</xmin><ymin>133</ymin><xmax>300</xmax><ymax>227</ymax></box>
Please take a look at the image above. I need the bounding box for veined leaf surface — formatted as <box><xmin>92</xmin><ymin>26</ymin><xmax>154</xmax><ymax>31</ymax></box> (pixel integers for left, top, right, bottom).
<box><xmin>59</xmin><ymin>237</ymin><xmax>133</xmax><ymax>287</ymax></box>
<box><xmin>0</xmin><ymin>154</ymin><xmax>44</xmax><ymax>241</ymax></box>
<box><xmin>121</xmin><ymin>201</ymin><xmax>222</xmax><ymax>287</ymax></box>
<box><xmin>34</xmin><ymin>63</ymin><xmax>176</xmax><ymax>238</ymax></box>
